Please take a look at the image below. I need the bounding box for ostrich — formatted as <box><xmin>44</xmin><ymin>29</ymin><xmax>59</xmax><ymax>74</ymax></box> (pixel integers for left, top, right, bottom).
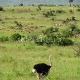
<box><xmin>32</xmin><ymin>55</ymin><xmax>52</xmax><ymax>80</ymax></box>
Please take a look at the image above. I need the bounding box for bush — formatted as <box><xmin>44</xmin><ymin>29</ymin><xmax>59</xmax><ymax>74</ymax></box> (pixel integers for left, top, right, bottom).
<box><xmin>11</xmin><ymin>33</ymin><xmax>21</xmax><ymax>41</ymax></box>
<box><xmin>62</xmin><ymin>18</ymin><xmax>70</xmax><ymax>24</ymax></box>
<box><xmin>69</xmin><ymin>9</ymin><xmax>73</xmax><ymax>13</ymax></box>
<box><xmin>34</xmin><ymin>35</ymin><xmax>56</xmax><ymax>46</ymax></box>
<box><xmin>0</xmin><ymin>6</ymin><xmax>4</xmax><ymax>11</ymax></box>
<box><xmin>33</xmin><ymin>25</ymin><xmax>77</xmax><ymax>46</ymax></box>
<box><xmin>62</xmin><ymin>17</ymin><xmax>76</xmax><ymax>24</ymax></box>
<box><xmin>0</xmin><ymin>36</ymin><xmax>9</xmax><ymax>42</ymax></box>
<box><xmin>0</xmin><ymin>18</ymin><xmax>2</xmax><ymax>21</ymax></box>
<box><xmin>34</xmin><ymin>35</ymin><xmax>73</xmax><ymax>46</ymax></box>
<box><xmin>34</xmin><ymin>37</ymin><xmax>45</xmax><ymax>45</ymax></box>
<box><xmin>56</xmin><ymin>9</ymin><xmax>65</xmax><ymax>13</ymax></box>
<box><xmin>51</xmin><ymin>17</ymin><xmax>54</xmax><ymax>20</ymax></box>
<box><xmin>38</xmin><ymin>5</ymin><xmax>41</xmax><ymax>10</ymax></box>
<box><xmin>45</xmin><ymin>34</ymin><xmax>56</xmax><ymax>46</ymax></box>
<box><xmin>69</xmin><ymin>24</ymin><xmax>80</xmax><ymax>34</ymax></box>
<box><xmin>76</xmin><ymin>8</ymin><xmax>80</xmax><ymax>12</ymax></box>
<box><xmin>74</xmin><ymin>28</ymin><xmax>80</xmax><ymax>34</ymax></box>
<box><xmin>62</xmin><ymin>24</ymin><xmax>80</xmax><ymax>38</ymax></box>
<box><xmin>71</xmin><ymin>16</ymin><xmax>76</xmax><ymax>21</ymax></box>
<box><xmin>35</xmin><ymin>27</ymin><xmax>74</xmax><ymax>46</ymax></box>
<box><xmin>42</xmin><ymin>27</ymin><xmax>58</xmax><ymax>35</ymax></box>
<box><xmin>43</xmin><ymin>10</ymin><xmax>55</xmax><ymax>17</ymax></box>
<box><xmin>19</xmin><ymin>3</ymin><xmax>23</xmax><ymax>6</ymax></box>
<box><xmin>56</xmin><ymin>38</ymin><xmax>73</xmax><ymax>46</ymax></box>
<box><xmin>69</xmin><ymin>24</ymin><xmax>77</xmax><ymax>32</ymax></box>
<box><xmin>62</xmin><ymin>29</ymin><xmax>74</xmax><ymax>38</ymax></box>
<box><xmin>14</xmin><ymin>21</ymin><xmax>23</xmax><ymax>29</ymax></box>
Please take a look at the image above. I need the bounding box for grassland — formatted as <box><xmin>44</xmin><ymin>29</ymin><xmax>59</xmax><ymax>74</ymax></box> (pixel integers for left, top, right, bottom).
<box><xmin>0</xmin><ymin>5</ymin><xmax>80</xmax><ymax>36</ymax></box>
<box><xmin>0</xmin><ymin>5</ymin><xmax>80</xmax><ymax>80</ymax></box>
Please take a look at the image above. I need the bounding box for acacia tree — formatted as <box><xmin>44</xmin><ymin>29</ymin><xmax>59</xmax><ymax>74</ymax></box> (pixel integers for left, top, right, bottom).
<box><xmin>69</xmin><ymin>0</ymin><xmax>73</xmax><ymax>6</ymax></box>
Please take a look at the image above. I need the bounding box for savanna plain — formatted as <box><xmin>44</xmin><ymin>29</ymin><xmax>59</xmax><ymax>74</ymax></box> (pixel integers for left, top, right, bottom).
<box><xmin>0</xmin><ymin>5</ymin><xmax>80</xmax><ymax>80</ymax></box>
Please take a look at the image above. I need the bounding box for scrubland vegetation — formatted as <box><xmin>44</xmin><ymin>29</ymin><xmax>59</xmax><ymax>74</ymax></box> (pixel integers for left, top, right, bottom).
<box><xmin>0</xmin><ymin>5</ymin><xmax>80</xmax><ymax>80</ymax></box>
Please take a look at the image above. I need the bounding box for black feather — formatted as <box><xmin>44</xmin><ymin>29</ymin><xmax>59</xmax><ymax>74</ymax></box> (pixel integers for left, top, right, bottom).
<box><xmin>33</xmin><ymin>63</ymin><xmax>51</xmax><ymax>76</ymax></box>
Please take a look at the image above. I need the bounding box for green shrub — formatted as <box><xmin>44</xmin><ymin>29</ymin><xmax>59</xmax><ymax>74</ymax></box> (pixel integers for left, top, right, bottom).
<box><xmin>56</xmin><ymin>38</ymin><xmax>73</xmax><ymax>46</ymax></box>
<box><xmin>69</xmin><ymin>24</ymin><xmax>77</xmax><ymax>31</ymax></box>
<box><xmin>38</xmin><ymin>5</ymin><xmax>41</xmax><ymax>10</ymax></box>
<box><xmin>43</xmin><ymin>13</ymin><xmax>48</xmax><ymax>17</ymax></box>
<box><xmin>66</xmin><ymin>18</ymin><xmax>71</xmax><ymax>21</ymax></box>
<box><xmin>34</xmin><ymin>25</ymin><xmax>78</xmax><ymax>46</ymax></box>
<box><xmin>35</xmin><ymin>27</ymin><xmax>58</xmax><ymax>46</ymax></box>
<box><xmin>69</xmin><ymin>24</ymin><xmax>80</xmax><ymax>34</ymax></box>
<box><xmin>76</xmin><ymin>8</ymin><xmax>80</xmax><ymax>12</ymax></box>
<box><xmin>0</xmin><ymin>6</ymin><xmax>4</xmax><ymax>11</ymax></box>
<box><xmin>62</xmin><ymin>24</ymin><xmax>80</xmax><ymax>38</ymax></box>
<box><xmin>43</xmin><ymin>10</ymin><xmax>55</xmax><ymax>17</ymax></box>
<box><xmin>63</xmin><ymin>17</ymin><xmax>76</xmax><ymax>24</ymax></box>
<box><xmin>34</xmin><ymin>37</ymin><xmax>45</xmax><ymax>45</ymax></box>
<box><xmin>0</xmin><ymin>18</ymin><xmax>2</xmax><ymax>21</ymax></box>
<box><xmin>62</xmin><ymin>20</ymin><xmax>68</xmax><ymax>24</ymax></box>
<box><xmin>45</xmin><ymin>34</ymin><xmax>57</xmax><ymax>46</ymax></box>
<box><xmin>35</xmin><ymin>26</ymin><xmax>74</xmax><ymax>46</ymax></box>
<box><xmin>19</xmin><ymin>3</ymin><xmax>23</xmax><ymax>6</ymax></box>
<box><xmin>69</xmin><ymin>9</ymin><xmax>73</xmax><ymax>13</ymax></box>
<box><xmin>62</xmin><ymin>18</ymin><xmax>70</xmax><ymax>24</ymax></box>
<box><xmin>56</xmin><ymin>9</ymin><xmax>65</xmax><ymax>13</ymax></box>
<box><xmin>74</xmin><ymin>28</ymin><xmax>80</xmax><ymax>34</ymax></box>
<box><xmin>34</xmin><ymin>35</ymin><xmax>55</xmax><ymax>46</ymax></box>
<box><xmin>14</xmin><ymin>21</ymin><xmax>23</xmax><ymax>29</ymax></box>
<box><xmin>0</xmin><ymin>36</ymin><xmax>9</xmax><ymax>42</ymax></box>
<box><xmin>42</xmin><ymin>27</ymin><xmax>58</xmax><ymax>35</ymax></box>
<box><xmin>11</xmin><ymin>33</ymin><xmax>21</xmax><ymax>41</ymax></box>
<box><xmin>62</xmin><ymin>29</ymin><xmax>74</xmax><ymax>38</ymax></box>
<box><xmin>51</xmin><ymin>17</ymin><xmax>54</xmax><ymax>20</ymax></box>
<box><xmin>71</xmin><ymin>16</ymin><xmax>76</xmax><ymax>21</ymax></box>
<box><xmin>34</xmin><ymin>35</ymin><xmax>73</xmax><ymax>46</ymax></box>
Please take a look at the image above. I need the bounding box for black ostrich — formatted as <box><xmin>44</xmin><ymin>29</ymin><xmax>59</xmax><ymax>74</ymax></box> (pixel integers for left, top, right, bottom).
<box><xmin>32</xmin><ymin>55</ymin><xmax>52</xmax><ymax>80</ymax></box>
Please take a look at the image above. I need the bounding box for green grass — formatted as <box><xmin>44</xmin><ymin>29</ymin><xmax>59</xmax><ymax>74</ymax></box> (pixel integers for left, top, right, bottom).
<box><xmin>0</xmin><ymin>42</ymin><xmax>80</xmax><ymax>80</ymax></box>
<box><xmin>0</xmin><ymin>5</ymin><xmax>80</xmax><ymax>80</ymax></box>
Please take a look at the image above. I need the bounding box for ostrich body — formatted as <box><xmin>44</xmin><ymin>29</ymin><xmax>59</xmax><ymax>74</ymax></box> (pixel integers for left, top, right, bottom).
<box><xmin>32</xmin><ymin>55</ymin><xmax>52</xmax><ymax>80</ymax></box>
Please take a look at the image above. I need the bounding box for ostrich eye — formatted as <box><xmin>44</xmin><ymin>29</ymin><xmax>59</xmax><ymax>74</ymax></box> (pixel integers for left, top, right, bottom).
<box><xmin>32</xmin><ymin>69</ymin><xmax>36</xmax><ymax>73</ymax></box>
